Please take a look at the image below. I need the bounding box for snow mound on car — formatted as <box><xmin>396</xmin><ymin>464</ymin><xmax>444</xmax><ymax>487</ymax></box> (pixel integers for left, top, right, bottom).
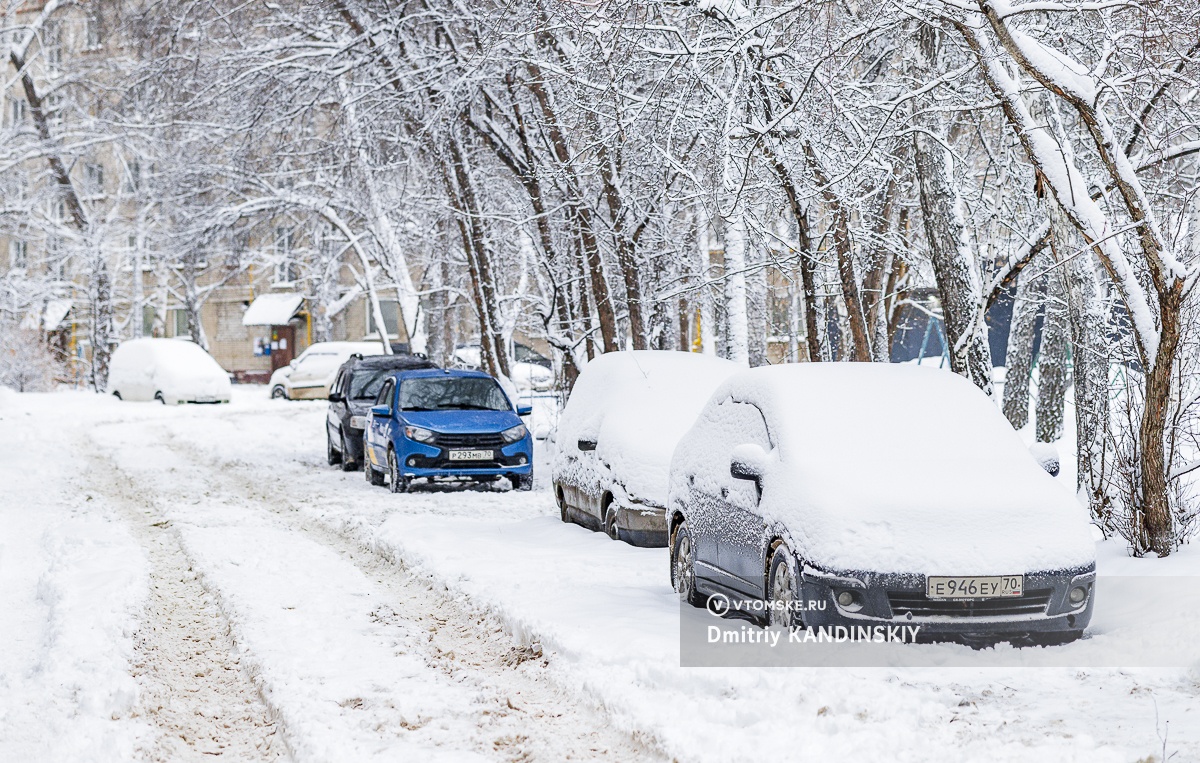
<box><xmin>678</xmin><ymin>363</ymin><xmax>1096</xmax><ymax>575</ymax></box>
<box><xmin>554</xmin><ymin>351</ymin><xmax>741</xmax><ymax>508</ymax></box>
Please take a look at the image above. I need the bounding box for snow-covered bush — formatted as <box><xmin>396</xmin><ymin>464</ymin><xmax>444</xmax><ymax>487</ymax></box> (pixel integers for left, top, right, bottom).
<box><xmin>0</xmin><ymin>322</ymin><xmax>61</xmax><ymax>393</ymax></box>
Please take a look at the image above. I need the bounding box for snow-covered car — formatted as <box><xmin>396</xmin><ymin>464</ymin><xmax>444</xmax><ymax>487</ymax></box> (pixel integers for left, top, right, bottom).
<box><xmin>552</xmin><ymin>351</ymin><xmax>740</xmax><ymax>547</ymax></box>
<box><xmin>108</xmin><ymin>338</ymin><xmax>232</xmax><ymax>405</ymax></box>
<box><xmin>668</xmin><ymin>363</ymin><xmax>1097</xmax><ymax>645</ymax></box>
<box><xmin>269</xmin><ymin>341</ymin><xmax>384</xmax><ymax>400</ymax></box>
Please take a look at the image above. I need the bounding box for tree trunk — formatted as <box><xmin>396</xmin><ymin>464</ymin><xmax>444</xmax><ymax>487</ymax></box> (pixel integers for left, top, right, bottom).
<box><xmin>913</xmin><ymin>132</ymin><xmax>993</xmax><ymax>394</ymax></box>
<box><xmin>88</xmin><ymin>254</ymin><xmax>114</xmax><ymax>392</ymax></box>
<box><xmin>1036</xmin><ymin>268</ymin><xmax>1068</xmax><ymax>443</ymax></box>
<box><xmin>747</xmin><ymin>258</ymin><xmax>768</xmax><ymax>367</ymax></box>
<box><xmin>1002</xmin><ymin>256</ymin><xmax>1045</xmax><ymax>430</ymax></box>
<box><xmin>722</xmin><ymin>213</ymin><xmax>750</xmax><ymax>365</ymax></box>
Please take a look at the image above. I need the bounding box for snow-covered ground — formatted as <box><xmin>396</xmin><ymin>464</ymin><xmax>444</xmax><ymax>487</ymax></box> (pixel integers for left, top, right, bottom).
<box><xmin>2</xmin><ymin>386</ymin><xmax>1198</xmax><ymax>762</ymax></box>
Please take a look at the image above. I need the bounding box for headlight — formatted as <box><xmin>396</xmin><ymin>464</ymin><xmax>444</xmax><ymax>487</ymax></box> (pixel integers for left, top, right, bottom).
<box><xmin>500</xmin><ymin>423</ymin><xmax>528</xmax><ymax>443</ymax></box>
<box><xmin>1068</xmin><ymin>585</ymin><xmax>1089</xmax><ymax>606</ymax></box>
<box><xmin>350</xmin><ymin>416</ymin><xmax>367</xmax><ymax>429</ymax></box>
<box><xmin>404</xmin><ymin>425</ymin><xmax>435</xmax><ymax>443</ymax></box>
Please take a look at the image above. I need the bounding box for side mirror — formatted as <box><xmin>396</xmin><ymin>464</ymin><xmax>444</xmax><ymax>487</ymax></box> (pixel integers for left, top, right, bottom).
<box><xmin>328</xmin><ymin>392</ymin><xmax>344</xmax><ymax>403</ymax></box>
<box><xmin>517</xmin><ymin>405</ymin><xmax>533</xmax><ymax>416</ymax></box>
<box><xmin>730</xmin><ymin>444</ymin><xmax>768</xmax><ymax>498</ymax></box>
<box><xmin>288</xmin><ymin>359</ymin><xmax>297</xmax><ymax>368</ymax></box>
<box><xmin>1029</xmin><ymin>442</ymin><xmax>1060</xmax><ymax>477</ymax></box>
<box><xmin>370</xmin><ymin>404</ymin><xmax>390</xmax><ymax>417</ymax></box>
<box><xmin>577</xmin><ymin>437</ymin><xmax>597</xmax><ymax>452</ymax></box>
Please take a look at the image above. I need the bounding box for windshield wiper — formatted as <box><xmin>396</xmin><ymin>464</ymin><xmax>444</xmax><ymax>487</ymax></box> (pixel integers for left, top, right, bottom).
<box><xmin>402</xmin><ymin>406</ymin><xmax>434</xmax><ymax>411</ymax></box>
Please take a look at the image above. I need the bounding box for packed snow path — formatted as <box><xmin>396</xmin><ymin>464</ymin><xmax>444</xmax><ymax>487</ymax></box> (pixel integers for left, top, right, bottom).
<box><xmin>2</xmin><ymin>387</ymin><xmax>1199</xmax><ymax>762</ymax></box>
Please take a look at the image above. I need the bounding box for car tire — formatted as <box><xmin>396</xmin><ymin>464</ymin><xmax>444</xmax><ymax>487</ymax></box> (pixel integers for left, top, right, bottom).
<box><xmin>671</xmin><ymin>520</ymin><xmax>704</xmax><ymax>607</ymax></box>
<box><xmin>112</xmin><ymin>391</ymin><xmax>122</xmax><ymax>400</ymax></box>
<box><xmin>510</xmin><ymin>473</ymin><xmax>533</xmax><ymax>492</ymax></box>
<box><xmin>603</xmin><ymin>503</ymin><xmax>620</xmax><ymax>541</ymax></box>
<box><xmin>388</xmin><ymin>449</ymin><xmax>409</xmax><ymax>494</ymax></box>
<box><xmin>271</xmin><ymin>386</ymin><xmax>287</xmax><ymax>400</ymax></box>
<box><xmin>556</xmin><ymin>486</ymin><xmax>570</xmax><ymax>523</ymax></box>
<box><xmin>327</xmin><ymin>430</ymin><xmax>342</xmax><ymax>466</ymax></box>
<box><xmin>340</xmin><ymin>431</ymin><xmax>356</xmax><ymax>472</ymax></box>
<box><xmin>364</xmin><ymin>446</ymin><xmax>385</xmax><ymax>487</ymax></box>
<box><xmin>767</xmin><ymin>544</ymin><xmax>801</xmax><ymax>628</ymax></box>
<box><xmin>154</xmin><ymin>391</ymin><xmax>166</xmax><ymax>405</ymax></box>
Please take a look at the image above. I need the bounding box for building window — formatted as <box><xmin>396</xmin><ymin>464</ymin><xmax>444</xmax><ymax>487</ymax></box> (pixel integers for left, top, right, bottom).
<box><xmin>142</xmin><ymin>305</ymin><xmax>157</xmax><ymax>337</ymax></box>
<box><xmin>6</xmin><ymin>95</ymin><xmax>27</xmax><ymax>126</ymax></box>
<box><xmin>124</xmin><ymin>160</ymin><xmax>141</xmax><ymax>192</ymax></box>
<box><xmin>43</xmin><ymin>21</ymin><xmax>63</xmax><ymax>72</ymax></box>
<box><xmin>84</xmin><ymin>7</ymin><xmax>103</xmax><ymax>49</ymax></box>
<box><xmin>168</xmin><ymin>309</ymin><xmax>189</xmax><ymax>338</ymax></box>
<box><xmin>9</xmin><ymin>240</ymin><xmax>28</xmax><ymax>269</ymax></box>
<box><xmin>85</xmin><ymin>163</ymin><xmax>105</xmax><ymax>197</ymax></box>
<box><xmin>274</xmin><ymin>226</ymin><xmax>297</xmax><ymax>283</ymax></box>
<box><xmin>367</xmin><ymin>299</ymin><xmax>401</xmax><ymax>339</ymax></box>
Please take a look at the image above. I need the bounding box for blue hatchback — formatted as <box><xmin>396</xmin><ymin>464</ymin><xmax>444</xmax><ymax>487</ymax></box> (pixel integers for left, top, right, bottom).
<box><xmin>362</xmin><ymin>368</ymin><xmax>534</xmax><ymax>493</ymax></box>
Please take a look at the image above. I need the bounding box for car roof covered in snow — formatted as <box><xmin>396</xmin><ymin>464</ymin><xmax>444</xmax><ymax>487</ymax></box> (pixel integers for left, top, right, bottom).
<box><xmin>339</xmin><ymin>353</ymin><xmax>438</xmax><ymax>374</ymax></box>
<box><xmin>393</xmin><ymin>367</ymin><xmax>495</xmax><ymax>380</ymax></box>
<box><xmin>671</xmin><ymin>363</ymin><xmax>1096</xmax><ymax>575</ymax></box>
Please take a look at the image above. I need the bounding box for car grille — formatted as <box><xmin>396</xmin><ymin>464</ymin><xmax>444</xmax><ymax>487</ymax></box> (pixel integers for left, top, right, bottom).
<box><xmin>431</xmin><ymin>432</ymin><xmax>506</xmax><ymax>448</ymax></box>
<box><xmin>887</xmin><ymin>589</ymin><xmax>1052</xmax><ymax>618</ymax></box>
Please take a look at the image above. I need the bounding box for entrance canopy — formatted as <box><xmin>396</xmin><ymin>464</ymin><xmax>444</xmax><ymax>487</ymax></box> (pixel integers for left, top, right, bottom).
<box><xmin>243</xmin><ymin>293</ymin><xmax>303</xmax><ymax>327</ymax></box>
<box><xmin>20</xmin><ymin>299</ymin><xmax>73</xmax><ymax>331</ymax></box>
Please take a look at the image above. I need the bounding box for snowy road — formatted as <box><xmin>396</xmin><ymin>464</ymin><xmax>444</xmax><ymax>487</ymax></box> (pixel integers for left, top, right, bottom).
<box><xmin>2</xmin><ymin>387</ymin><xmax>1199</xmax><ymax>762</ymax></box>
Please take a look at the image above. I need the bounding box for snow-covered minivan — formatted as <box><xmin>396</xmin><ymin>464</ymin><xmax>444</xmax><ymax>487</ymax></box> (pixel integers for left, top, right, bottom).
<box><xmin>668</xmin><ymin>364</ymin><xmax>1096</xmax><ymax>644</ymax></box>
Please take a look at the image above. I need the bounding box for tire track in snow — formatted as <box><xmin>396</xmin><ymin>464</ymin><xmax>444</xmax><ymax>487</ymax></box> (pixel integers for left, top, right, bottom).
<box><xmin>79</xmin><ymin>447</ymin><xmax>289</xmax><ymax>762</ymax></box>
<box><xmin>91</xmin><ymin>417</ymin><xmax>666</xmax><ymax>763</ymax></box>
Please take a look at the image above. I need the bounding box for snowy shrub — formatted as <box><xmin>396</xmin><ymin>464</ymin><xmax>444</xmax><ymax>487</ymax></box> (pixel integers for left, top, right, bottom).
<box><xmin>0</xmin><ymin>322</ymin><xmax>62</xmax><ymax>393</ymax></box>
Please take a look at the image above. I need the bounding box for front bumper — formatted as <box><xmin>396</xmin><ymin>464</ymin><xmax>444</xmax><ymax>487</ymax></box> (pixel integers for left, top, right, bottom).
<box><xmin>795</xmin><ymin>565</ymin><xmax>1096</xmax><ymax>640</ymax></box>
<box><xmin>396</xmin><ymin>437</ymin><xmax>533</xmax><ymax>479</ymax></box>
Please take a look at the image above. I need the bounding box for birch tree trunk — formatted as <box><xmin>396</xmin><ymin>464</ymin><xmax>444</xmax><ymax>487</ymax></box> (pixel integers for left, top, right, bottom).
<box><xmin>722</xmin><ymin>213</ymin><xmax>750</xmax><ymax>364</ymax></box>
<box><xmin>1002</xmin><ymin>257</ymin><xmax>1045</xmax><ymax>429</ymax></box>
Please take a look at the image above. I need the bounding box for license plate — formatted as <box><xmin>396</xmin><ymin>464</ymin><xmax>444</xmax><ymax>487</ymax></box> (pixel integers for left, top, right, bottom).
<box><xmin>448</xmin><ymin>449</ymin><xmax>492</xmax><ymax>461</ymax></box>
<box><xmin>926</xmin><ymin>575</ymin><xmax>1023</xmax><ymax>599</ymax></box>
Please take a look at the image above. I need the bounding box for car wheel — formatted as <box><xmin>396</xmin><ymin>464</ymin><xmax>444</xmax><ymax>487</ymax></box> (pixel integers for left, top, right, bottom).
<box><xmin>510</xmin><ymin>473</ymin><xmax>534</xmax><ymax>492</ymax></box>
<box><xmin>556</xmin><ymin>486</ymin><xmax>570</xmax><ymax>523</ymax></box>
<box><xmin>340</xmin><ymin>431</ymin><xmax>356</xmax><ymax>472</ymax></box>
<box><xmin>271</xmin><ymin>385</ymin><xmax>287</xmax><ymax>400</ymax></box>
<box><xmin>327</xmin><ymin>430</ymin><xmax>342</xmax><ymax>466</ymax></box>
<box><xmin>388</xmin><ymin>449</ymin><xmax>409</xmax><ymax>494</ymax></box>
<box><xmin>671</xmin><ymin>520</ymin><xmax>703</xmax><ymax>607</ymax></box>
<box><xmin>364</xmin><ymin>446</ymin><xmax>385</xmax><ymax>487</ymax></box>
<box><xmin>112</xmin><ymin>391</ymin><xmax>122</xmax><ymax>400</ymax></box>
<box><xmin>154</xmin><ymin>391</ymin><xmax>166</xmax><ymax>405</ymax></box>
<box><xmin>767</xmin><ymin>544</ymin><xmax>801</xmax><ymax>628</ymax></box>
<box><xmin>603</xmin><ymin>502</ymin><xmax>620</xmax><ymax>541</ymax></box>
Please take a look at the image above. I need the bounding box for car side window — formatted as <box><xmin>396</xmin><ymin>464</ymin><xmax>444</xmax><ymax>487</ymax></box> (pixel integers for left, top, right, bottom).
<box><xmin>375</xmin><ymin>379</ymin><xmax>393</xmax><ymax>410</ymax></box>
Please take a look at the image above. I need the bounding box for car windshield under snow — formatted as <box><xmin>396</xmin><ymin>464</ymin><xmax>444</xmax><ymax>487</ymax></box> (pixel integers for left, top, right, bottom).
<box><xmin>399</xmin><ymin>377</ymin><xmax>509</xmax><ymax>411</ymax></box>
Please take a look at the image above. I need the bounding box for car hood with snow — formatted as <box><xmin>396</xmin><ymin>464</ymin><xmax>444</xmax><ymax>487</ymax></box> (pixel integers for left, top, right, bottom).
<box><xmin>671</xmin><ymin>363</ymin><xmax>1096</xmax><ymax>576</ymax></box>
<box><xmin>553</xmin><ymin>351</ymin><xmax>741</xmax><ymax>508</ymax></box>
<box><xmin>401</xmin><ymin>408</ymin><xmax>523</xmax><ymax>434</ymax></box>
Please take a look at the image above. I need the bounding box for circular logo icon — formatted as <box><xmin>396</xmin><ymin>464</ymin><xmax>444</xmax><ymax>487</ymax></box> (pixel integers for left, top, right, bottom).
<box><xmin>706</xmin><ymin>592</ymin><xmax>731</xmax><ymax>617</ymax></box>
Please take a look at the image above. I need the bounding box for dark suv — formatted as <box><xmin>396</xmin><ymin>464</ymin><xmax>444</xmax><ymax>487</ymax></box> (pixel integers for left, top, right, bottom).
<box><xmin>326</xmin><ymin>353</ymin><xmax>438</xmax><ymax>470</ymax></box>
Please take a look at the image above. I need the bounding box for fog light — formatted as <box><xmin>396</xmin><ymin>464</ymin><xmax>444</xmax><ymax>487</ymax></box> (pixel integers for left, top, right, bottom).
<box><xmin>407</xmin><ymin>457</ymin><xmax>417</xmax><ymax>467</ymax></box>
<box><xmin>517</xmin><ymin>456</ymin><xmax>527</xmax><ymax>465</ymax></box>
<box><xmin>835</xmin><ymin>590</ymin><xmax>863</xmax><ymax>612</ymax></box>
<box><xmin>1068</xmin><ymin>585</ymin><xmax>1088</xmax><ymax>606</ymax></box>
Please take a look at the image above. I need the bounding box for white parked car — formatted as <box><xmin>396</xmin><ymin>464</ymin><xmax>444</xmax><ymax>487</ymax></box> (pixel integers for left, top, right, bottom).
<box><xmin>269</xmin><ymin>341</ymin><xmax>384</xmax><ymax>400</ymax></box>
<box><xmin>667</xmin><ymin>363</ymin><xmax>1096</xmax><ymax>645</ymax></box>
<box><xmin>551</xmin><ymin>351</ymin><xmax>740</xmax><ymax>546</ymax></box>
<box><xmin>108</xmin><ymin>338</ymin><xmax>232</xmax><ymax>405</ymax></box>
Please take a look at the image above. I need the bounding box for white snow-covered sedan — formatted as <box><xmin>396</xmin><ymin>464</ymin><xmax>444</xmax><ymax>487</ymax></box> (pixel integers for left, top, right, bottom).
<box><xmin>668</xmin><ymin>363</ymin><xmax>1097</xmax><ymax>644</ymax></box>
<box><xmin>269</xmin><ymin>341</ymin><xmax>384</xmax><ymax>400</ymax></box>
<box><xmin>108</xmin><ymin>338</ymin><xmax>232</xmax><ymax>405</ymax></box>
<box><xmin>551</xmin><ymin>351</ymin><xmax>740</xmax><ymax>547</ymax></box>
